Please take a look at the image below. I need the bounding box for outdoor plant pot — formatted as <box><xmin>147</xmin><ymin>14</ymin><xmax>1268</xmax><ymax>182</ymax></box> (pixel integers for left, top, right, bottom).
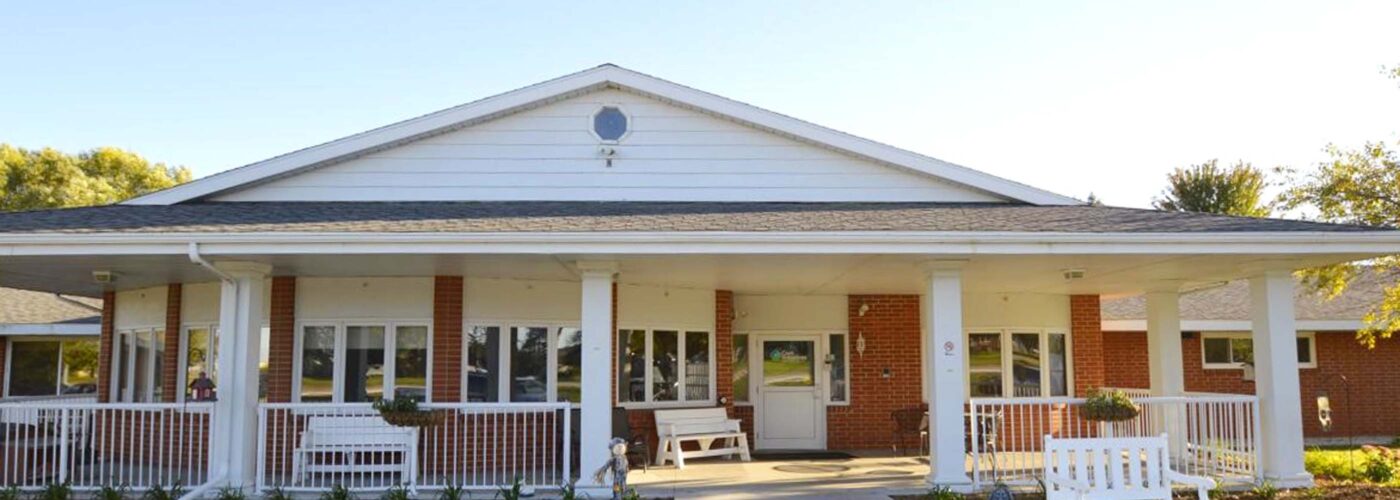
<box><xmin>1080</xmin><ymin>389</ymin><xmax>1141</xmax><ymax>423</ymax></box>
<box><xmin>378</xmin><ymin>409</ymin><xmax>446</xmax><ymax>428</ymax></box>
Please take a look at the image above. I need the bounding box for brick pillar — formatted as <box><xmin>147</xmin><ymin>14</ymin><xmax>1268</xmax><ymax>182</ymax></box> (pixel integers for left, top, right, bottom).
<box><xmin>97</xmin><ymin>291</ymin><xmax>116</xmax><ymax>403</ymax></box>
<box><xmin>1070</xmin><ymin>295</ymin><xmax>1104</xmax><ymax>395</ymax></box>
<box><xmin>715</xmin><ymin>290</ymin><xmax>735</xmax><ymax>416</ymax></box>
<box><xmin>162</xmin><ymin>284</ymin><xmax>183</xmax><ymax>402</ymax></box>
<box><xmin>266</xmin><ymin>277</ymin><xmax>297</xmax><ymax>402</ymax></box>
<box><xmin>432</xmin><ymin>276</ymin><xmax>463</xmax><ymax>402</ymax></box>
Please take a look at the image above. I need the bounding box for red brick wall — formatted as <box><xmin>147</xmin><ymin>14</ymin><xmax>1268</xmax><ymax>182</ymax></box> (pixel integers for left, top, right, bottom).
<box><xmin>827</xmin><ymin>295</ymin><xmax>924</xmax><ymax>450</ymax></box>
<box><xmin>432</xmin><ymin>276</ymin><xmax>464</xmax><ymax>402</ymax></box>
<box><xmin>1102</xmin><ymin>330</ymin><xmax>1400</xmax><ymax>438</ymax></box>
<box><xmin>715</xmin><ymin>290</ymin><xmax>734</xmax><ymax>415</ymax></box>
<box><xmin>97</xmin><ymin>291</ymin><xmax>116</xmax><ymax>403</ymax></box>
<box><xmin>1070</xmin><ymin>295</ymin><xmax>1104</xmax><ymax>395</ymax></box>
<box><xmin>266</xmin><ymin>277</ymin><xmax>296</xmax><ymax>402</ymax></box>
<box><xmin>162</xmin><ymin>284</ymin><xmax>183</xmax><ymax>402</ymax></box>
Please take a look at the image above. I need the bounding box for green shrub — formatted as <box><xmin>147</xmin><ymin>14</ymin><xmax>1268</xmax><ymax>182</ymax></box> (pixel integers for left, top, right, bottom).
<box><xmin>141</xmin><ymin>482</ymin><xmax>184</xmax><ymax>500</ymax></box>
<box><xmin>380</xmin><ymin>484</ymin><xmax>411</xmax><ymax>500</ymax></box>
<box><xmin>436</xmin><ymin>484</ymin><xmax>465</xmax><ymax>500</ymax></box>
<box><xmin>1080</xmin><ymin>389</ymin><xmax>1140</xmax><ymax>422</ymax></box>
<box><xmin>1305</xmin><ymin>448</ymin><xmax>1364</xmax><ymax>481</ymax></box>
<box><xmin>0</xmin><ymin>485</ymin><xmax>23</xmax><ymax>500</ymax></box>
<box><xmin>265</xmin><ymin>486</ymin><xmax>294</xmax><ymax>500</ymax></box>
<box><xmin>1251</xmin><ymin>481</ymin><xmax>1280</xmax><ymax>500</ymax></box>
<box><xmin>39</xmin><ymin>482</ymin><xmax>71</xmax><ymax>500</ymax></box>
<box><xmin>320</xmin><ymin>484</ymin><xmax>355</xmax><ymax>500</ymax></box>
<box><xmin>921</xmin><ymin>485</ymin><xmax>964</xmax><ymax>499</ymax></box>
<box><xmin>496</xmin><ymin>476</ymin><xmax>524</xmax><ymax>500</ymax></box>
<box><xmin>97</xmin><ymin>484</ymin><xmax>130</xmax><ymax>500</ymax></box>
<box><xmin>1363</xmin><ymin>451</ymin><xmax>1398</xmax><ymax>483</ymax></box>
<box><xmin>215</xmin><ymin>486</ymin><xmax>246</xmax><ymax>500</ymax></box>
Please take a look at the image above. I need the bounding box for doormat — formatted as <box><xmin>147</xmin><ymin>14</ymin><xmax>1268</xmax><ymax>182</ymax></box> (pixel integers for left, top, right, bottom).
<box><xmin>751</xmin><ymin>450</ymin><xmax>855</xmax><ymax>461</ymax></box>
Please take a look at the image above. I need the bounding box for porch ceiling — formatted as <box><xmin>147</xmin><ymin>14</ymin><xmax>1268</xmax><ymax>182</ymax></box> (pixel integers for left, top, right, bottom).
<box><xmin>0</xmin><ymin>251</ymin><xmax>1371</xmax><ymax>298</ymax></box>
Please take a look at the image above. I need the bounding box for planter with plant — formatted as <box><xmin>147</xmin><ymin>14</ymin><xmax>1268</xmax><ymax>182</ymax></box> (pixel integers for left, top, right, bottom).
<box><xmin>1080</xmin><ymin>389</ymin><xmax>1140</xmax><ymax>422</ymax></box>
<box><xmin>373</xmin><ymin>397</ymin><xmax>444</xmax><ymax>427</ymax></box>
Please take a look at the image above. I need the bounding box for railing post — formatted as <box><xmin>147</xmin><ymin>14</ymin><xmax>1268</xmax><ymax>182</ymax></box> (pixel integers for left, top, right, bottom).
<box><xmin>255</xmin><ymin>405</ymin><xmax>266</xmax><ymax>491</ymax></box>
<box><xmin>57</xmin><ymin>408</ymin><xmax>70</xmax><ymax>484</ymax></box>
<box><xmin>562</xmin><ymin>405</ymin><xmax>572</xmax><ymax>485</ymax></box>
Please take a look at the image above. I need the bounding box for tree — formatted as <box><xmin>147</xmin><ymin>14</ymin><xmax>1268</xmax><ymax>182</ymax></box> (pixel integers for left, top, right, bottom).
<box><xmin>0</xmin><ymin>144</ymin><xmax>191</xmax><ymax>212</ymax></box>
<box><xmin>1278</xmin><ymin>141</ymin><xmax>1400</xmax><ymax>347</ymax></box>
<box><xmin>1277</xmin><ymin>64</ymin><xmax>1400</xmax><ymax>348</ymax></box>
<box><xmin>1152</xmin><ymin>160</ymin><xmax>1271</xmax><ymax>217</ymax></box>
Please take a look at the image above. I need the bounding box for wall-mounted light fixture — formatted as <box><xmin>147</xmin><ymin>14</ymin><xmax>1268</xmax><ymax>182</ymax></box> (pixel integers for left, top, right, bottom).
<box><xmin>858</xmin><ymin>303</ymin><xmax>870</xmax><ymax>317</ymax></box>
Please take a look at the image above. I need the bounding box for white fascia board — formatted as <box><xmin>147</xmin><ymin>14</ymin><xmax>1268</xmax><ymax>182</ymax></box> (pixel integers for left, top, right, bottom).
<box><xmin>125</xmin><ymin>65</ymin><xmax>1078</xmax><ymax>206</ymax></box>
<box><xmin>1103</xmin><ymin>319</ymin><xmax>1364</xmax><ymax>332</ymax></box>
<box><xmin>0</xmin><ymin>324</ymin><xmax>101</xmax><ymax>336</ymax></box>
<box><xmin>1</xmin><ymin>230</ymin><xmax>1399</xmax><ymax>256</ymax></box>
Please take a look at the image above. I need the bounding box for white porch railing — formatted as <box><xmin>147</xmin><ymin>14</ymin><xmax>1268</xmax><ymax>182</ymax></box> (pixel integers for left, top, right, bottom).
<box><xmin>0</xmin><ymin>401</ymin><xmax>214</xmax><ymax>490</ymax></box>
<box><xmin>257</xmin><ymin>402</ymin><xmax>572</xmax><ymax>492</ymax></box>
<box><xmin>967</xmin><ymin>394</ymin><xmax>1261</xmax><ymax>489</ymax></box>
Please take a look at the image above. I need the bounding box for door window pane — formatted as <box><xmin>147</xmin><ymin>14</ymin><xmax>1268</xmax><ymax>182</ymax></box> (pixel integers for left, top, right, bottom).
<box><xmin>60</xmin><ymin>340</ymin><xmax>99</xmax><ymax>395</ymax></box>
<box><xmin>185</xmin><ymin>328</ymin><xmax>212</xmax><ymax>400</ymax></box>
<box><xmin>684</xmin><ymin>331</ymin><xmax>710</xmax><ymax>401</ymax></box>
<box><xmin>466</xmin><ymin>326</ymin><xmax>500</xmax><ymax>402</ymax></box>
<box><xmin>9</xmin><ymin>342</ymin><xmax>60</xmax><ymax>396</ymax></box>
<box><xmin>1203</xmin><ymin>338</ymin><xmax>1231</xmax><ymax>364</ymax></box>
<box><xmin>510</xmin><ymin>327</ymin><xmax>548</xmax><ymax>402</ymax></box>
<box><xmin>829</xmin><ymin>335</ymin><xmax>847</xmax><ymax>402</ymax></box>
<box><xmin>762</xmin><ymin>341</ymin><xmax>814</xmax><ymax>387</ymax></box>
<box><xmin>134</xmin><ymin>330</ymin><xmax>153</xmax><ymax>402</ymax></box>
<box><xmin>1230</xmin><ymin>338</ymin><xmax>1254</xmax><ymax>364</ymax></box>
<box><xmin>651</xmin><ymin>330</ymin><xmax>679</xmax><ymax>401</ymax></box>
<box><xmin>556</xmin><ymin>328</ymin><xmax>582</xmax><ymax>403</ymax></box>
<box><xmin>1048</xmin><ymin>333</ymin><xmax>1068</xmax><ymax>397</ymax></box>
<box><xmin>732</xmin><ymin>334</ymin><xmax>749</xmax><ymax>403</ymax></box>
<box><xmin>968</xmin><ymin>333</ymin><xmax>1002</xmax><ymax>397</ymax></box>
<box><xmin>152</xmin><ymin>329</ymin><xmax>165</xmax><ymax>402</ymax></box>
<box><xmin>617</xmin><ymin>330</ymin><xmax>646</xmax><ymax>402</ymax></box>
<box><xmin>394</xmin><ymin>326</ymin><xmax>429</xmax><ymax>402</ymax></box>
<box><xmin>115</xmin><ymin>332</ymin><xmax>130</xmax><ymax>401</ymax></box>
<box><xmin>344</xmin><ymin>326</ymin><xmax>386</xmax><ymax>403</ymax></box>
<box><xmin>299</xmin><ymin>326</ymin><xmax>336</xmax><ymax>402</ymax></box>
<box><xmin>1011</xmin><ymin>333</ymin><xmax>1042</xmax><ymax>397</ymax></box>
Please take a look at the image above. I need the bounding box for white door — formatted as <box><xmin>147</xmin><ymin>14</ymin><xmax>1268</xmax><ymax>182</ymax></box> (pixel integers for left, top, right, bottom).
<box><xmin>755</xmin><ymin>335</ymin><xmax>825</xmax><ymax>450</ymax></box>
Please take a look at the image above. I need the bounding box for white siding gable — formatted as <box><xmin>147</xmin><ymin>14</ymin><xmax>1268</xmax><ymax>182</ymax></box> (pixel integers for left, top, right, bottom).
<box><xmin>214</xmin><ymin>89</ymin><xmax>1004</xmax><ymax>203</ymax></box>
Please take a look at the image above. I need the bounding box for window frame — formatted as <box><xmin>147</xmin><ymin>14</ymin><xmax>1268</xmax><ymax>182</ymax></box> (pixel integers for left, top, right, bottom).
<box><xmin>588</xmin><ymin>104</ymin><xmax>632</xmax><ymax>144</ymax></box>
<box><xmin>963</xmin><ymin>328</ymin><xmax>1074</xmax><ymax>399</ymax></box>
<box><xmin>1200</xmin><ymin>331</ymin><xmax>1317</xmax><ymax>370</ymax></box>
<box><xmin>176</xmin><ymin>323</ymin><xmax>219</xmax><ymax>403</ymax></box>
<box><xmin>461</xmin><ymin>319</ymin><xmax>583</xmax><ymax>406</ymax></box>
<box><xmin>617</xmin><ymin>324</ymin><xmax>717</xmax><ymax>409</ymax></box>
<box><xmin>291</xmin><ymin>319</ymin><xmax>434</xmax><ymax>403</ymax></box>
<box><xmin>109</xmin><ymin>326</ymin><xmax>165</xmax><ymax>403</ymax></box>
<box><xmin>3</xmin><ymin>336</ymin><xmax>100</xmax><ymax>399</ymax></box>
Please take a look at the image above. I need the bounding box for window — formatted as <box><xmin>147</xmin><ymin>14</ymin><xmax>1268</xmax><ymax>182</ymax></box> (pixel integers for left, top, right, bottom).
<box><xmin>828</xmin><ymin>334</ymin><xmax>848</xmax><ymax>403</ymax></box>
<box><xmin>592</xmin><ymin>106</ymin><xmax>628</xmax><ymax>142</ymax></box>
<box><xmin>4</xmin><ymin>339</ymin><xmax>100</xmax><ymax>398</ymax></box>
<box><xmin>732</xmin><ymin>334</ymin><xmax>749</xmax><ymax>403</ymax></box>
<box><xmin>617</xmin><ymin>328</ymin><xmax>715</xmax><ymax>405</ymax></box>
<box><xmin>111</xmin><ymin>328</ymin><xmax>165</xmax><ymax>402</ymax></box>
<box><xmin>294</xmin><ymin>322</ymin><xmax>432</xmax><ymax>403</ymax></box>
<box><xmin>966</xmin><ymin>329</ymin><xmax>1071</xmax><ymax>399</ymax></box>
<box><xmin>463</xmin><ymin>322</ymin><xmax>581</xmax><ymax>404</ymax></box>
<box><xmin>1201</xmin><ymin>332</ymin><xmax>1316</xmax><ymax>369</ymax></box>
<box><xmin>181</xmin><ymin>325</ymin><xmax>218</xmax><ymax>401</ymax></box>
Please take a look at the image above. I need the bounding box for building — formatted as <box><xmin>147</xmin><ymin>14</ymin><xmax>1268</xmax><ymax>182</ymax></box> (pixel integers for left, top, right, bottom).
<box><xmin>1</xmin><ymin>65</ymin><xmax>1398</xmax><ymax>495</ymax></box>
<box><xmin>0</xmin><ymin>287</ymin><xmax>101</xmax><ymax>400</ymax></box>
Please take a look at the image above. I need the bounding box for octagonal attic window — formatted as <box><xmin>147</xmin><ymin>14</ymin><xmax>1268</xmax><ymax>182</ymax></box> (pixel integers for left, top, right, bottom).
<box><xmin>593</xmin><ymin>106</ymin><xmax>628</xmax><ymax>142</ymax></box>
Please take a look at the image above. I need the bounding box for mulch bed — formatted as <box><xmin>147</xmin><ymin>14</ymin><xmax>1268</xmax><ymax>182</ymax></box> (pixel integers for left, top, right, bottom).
<box><xmin>890</xmin><ymin>481</ymin><xmax>1400</xmax><ymax>499</ymax></box>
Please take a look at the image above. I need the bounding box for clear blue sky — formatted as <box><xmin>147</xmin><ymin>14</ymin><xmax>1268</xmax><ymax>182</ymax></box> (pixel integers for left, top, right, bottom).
<box><xmin>3</xmin><ymin>1</ymin><xmax>1397</xmax><ymax>207</ymax></box>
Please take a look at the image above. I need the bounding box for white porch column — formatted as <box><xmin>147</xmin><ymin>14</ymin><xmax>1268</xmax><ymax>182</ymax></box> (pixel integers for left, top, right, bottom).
<box><xmin>1145</xmin><ymin>288</ymin><xmax>1185</xmax><ymax>397</ymax></box>
<box><xmin>577</xmin><ymin>261</ymin><xmax>617</xmax><ymax>493</ymax></box>
<box><xmin>211</xmin><ymin>262</ymin><xmax>270</xmax><ymax>489</ymax></box>
<box><xmin>924</xmin><ymin>263</ymin><xmax>972</xmax><ymax>490</ymax></box>
<box><xmin>1251</xmin><ymin>271</ymin><xmax>1313</xmax><ymax>488</ymax></box>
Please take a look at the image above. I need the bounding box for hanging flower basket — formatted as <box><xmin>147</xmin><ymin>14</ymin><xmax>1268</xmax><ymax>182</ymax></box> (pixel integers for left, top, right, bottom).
<box><xmin>372</xmin><ymin>398</ymin><xmax>445</xmax><ymax>427</ymax></box>
<box><xmin>1080</xmin><ymin>389</ymin><xmax>1141</xmax><ymax>422</ymax></box>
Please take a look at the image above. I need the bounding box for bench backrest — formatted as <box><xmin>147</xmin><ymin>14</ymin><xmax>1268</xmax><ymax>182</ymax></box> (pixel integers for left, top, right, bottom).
<box><xmin>302</xmin><ymin>416</ymin><xmax>415</xmax><ymax>447</ymax></box>
<box><xmin>1044</xmin><ymin>433</ymin><xmax>1173</xmax><ymax>500</ymax></box>
<box><xmin>654</xmin><ymin>408</ymin><xmax>735</xmax><ymax>436</ymax></box>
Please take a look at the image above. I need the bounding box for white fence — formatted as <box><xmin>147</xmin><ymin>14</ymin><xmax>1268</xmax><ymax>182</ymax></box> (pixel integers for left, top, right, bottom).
<box><xmin>967</xmin><ymin>394</ymin><xmax>1261</xmax><ymax>489</ymax></box>
<box><xmin>257</xmin><ymin>402</ymin><xmax>572</xmax><ymax>492</ymax></box>
<box><xmin>0</xmin><ymin>401</ymin><xmax>214</xmax><ymax>490</ymax></box>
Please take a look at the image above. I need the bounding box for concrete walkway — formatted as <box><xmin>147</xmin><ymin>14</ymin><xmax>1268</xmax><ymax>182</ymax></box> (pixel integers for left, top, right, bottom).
<box><xmin>627</xmin><ymin>452</ymin><xmax>934</xmax><ymax>499</ymax></box>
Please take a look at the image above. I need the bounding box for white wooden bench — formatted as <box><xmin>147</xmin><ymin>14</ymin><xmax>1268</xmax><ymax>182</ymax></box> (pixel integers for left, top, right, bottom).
<box><xmin>653</xmin><ymin>408</ymin><xmax>750</xmax><ymax>469</ymax></box>
<box><xmin>1043</xmin><ymin>434</ymin><xmax>1215</xmax><ymax>500</ymax></box>
<box><xmin>292</xmin><ymin>416</ymin><xmax>419</xmax><ymax>486</ymax></box>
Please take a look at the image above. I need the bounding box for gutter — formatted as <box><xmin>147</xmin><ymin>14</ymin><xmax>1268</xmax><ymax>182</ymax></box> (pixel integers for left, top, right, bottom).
<box><xmin>187</xmin><ymin>242</ymin><xmax>235</xmax><ymax>283</ymax></box>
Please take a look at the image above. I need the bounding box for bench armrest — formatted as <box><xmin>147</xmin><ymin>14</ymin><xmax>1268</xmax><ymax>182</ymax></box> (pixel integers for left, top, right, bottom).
<box><xmin>1164</xmin><ymin>470</ymin><xmax>1216</xmax><ymax>489</ymax></box>
<box><xmin>1043</xmin><ymin>471</ymin><xmax>1091</xmax><ymax>492</ymax></box>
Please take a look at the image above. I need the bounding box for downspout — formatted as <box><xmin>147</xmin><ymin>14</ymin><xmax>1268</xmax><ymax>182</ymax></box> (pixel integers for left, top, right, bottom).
<box><xmin>188</xmin><ymin>242</ymin><xmax>234</xmax><ymax>283</ymax></box>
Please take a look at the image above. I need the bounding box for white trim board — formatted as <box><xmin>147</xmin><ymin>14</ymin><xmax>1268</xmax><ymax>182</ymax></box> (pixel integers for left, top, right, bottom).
<box><xmin>124</xmin><ymin>65</ymin><xmax>1078</xmax><ymax>206</ymax></box>
<box><xmin>0</xmin><ymin>324</ymin><xmax>100</xmax><ymax>336</ymax></box>
<box><xmin>1102</xmin><ymin>319</ymin><xmax>1364</xmax><ymax>332</ymax></box>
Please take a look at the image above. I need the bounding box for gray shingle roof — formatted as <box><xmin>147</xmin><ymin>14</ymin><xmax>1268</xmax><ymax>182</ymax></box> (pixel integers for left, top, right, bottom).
<box><xmin>0</xmin><ymin>287</ymin><xmax>101</xmax><ymax>325</ymax></box>
<box><xmin>1102</xmin><ymin>271</ymin><xmax>1396</xmax><ymax>323</ymax></box>
<box><xmin>0</xmin><ymin>202</ymin><xmax>1385</xmax><ymax>234</ymax></box>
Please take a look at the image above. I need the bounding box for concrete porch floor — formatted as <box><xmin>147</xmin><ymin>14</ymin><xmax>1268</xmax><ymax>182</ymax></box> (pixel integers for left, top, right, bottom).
<box><xmin>627</xmin><ymin>451</ymin><xmax>936</xmax><ymax>499</ymax></box>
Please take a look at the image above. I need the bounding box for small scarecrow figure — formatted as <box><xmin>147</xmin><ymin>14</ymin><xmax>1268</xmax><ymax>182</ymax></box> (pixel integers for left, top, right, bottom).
<box><xmin>592</xmin><ymin>437</ymin><xmax>630</xmax><ymax>500</ymax></box>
